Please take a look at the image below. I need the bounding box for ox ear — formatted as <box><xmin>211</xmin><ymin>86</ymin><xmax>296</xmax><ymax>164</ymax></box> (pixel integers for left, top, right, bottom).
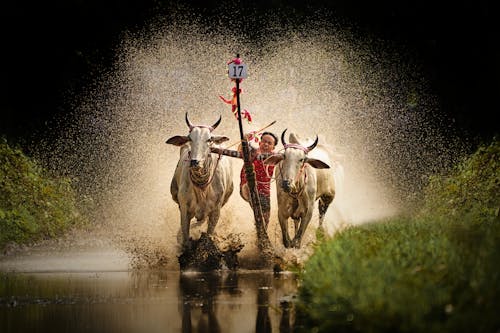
<box><xmin>305</xmin><ymin>158</ymin><xmax>330</xmax><ymax>169</ymax></box>
<box><xmin>211</xmin><ymin>135</ymin><xmax>230</xmax><ymax>144</ymax></box>
<box><xmin>166</xmin><ymin>135</ymin><xmax>190</xmax><ymax>146</ymax></box>
<box><xmin>264</xmin><ymin>154</ymin><xmax>284</xmax><ymax>165</ymax></box>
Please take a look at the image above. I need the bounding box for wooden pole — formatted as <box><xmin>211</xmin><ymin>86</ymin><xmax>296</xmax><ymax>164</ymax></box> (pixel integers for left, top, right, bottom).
<box><xmin>233</xmin><ymin>54</ymin><xmax>272</xmax><ymax>254</ymax></box>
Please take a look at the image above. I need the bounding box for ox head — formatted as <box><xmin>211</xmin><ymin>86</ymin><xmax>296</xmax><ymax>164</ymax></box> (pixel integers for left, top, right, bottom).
<box><xmin>166</xmin><ymin>113</ymin><xmax>229</xmax><ymax>168</ymax></box>
<box><xmin>264</xmin><ymin>129</ymin><xmax>330</xmax><ymax>193</ymax></box>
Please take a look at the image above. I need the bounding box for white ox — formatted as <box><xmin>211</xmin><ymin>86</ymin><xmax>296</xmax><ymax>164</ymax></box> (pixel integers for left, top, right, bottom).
<box><xmin>264</xmin><ymin>130</ymin><xmax>343</xmax><ymax>248</ymax></box>
<box><xmin>166</xmin><ymin>114</ymin><xmax>234</xmax><ymax>250</ymax></box>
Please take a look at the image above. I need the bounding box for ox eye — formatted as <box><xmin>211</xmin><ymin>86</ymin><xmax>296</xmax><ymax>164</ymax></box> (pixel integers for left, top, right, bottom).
<box><xmin>207</xmin><ymin>138</ymin><xmax>213</xmax><ymax>143</ymax></box>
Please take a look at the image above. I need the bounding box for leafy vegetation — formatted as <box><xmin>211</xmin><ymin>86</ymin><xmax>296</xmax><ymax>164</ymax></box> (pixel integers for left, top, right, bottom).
<box><xmin>0</xmin><ymin>138</ymin><xmax>85</xmax><ymax>248</ymax></box>
<box><xmin>418</xmin><ymin>137</ymin><xmax>500</xmax><ymax>223</ymax></box>
<box><xmin>296</xmin><ymin>138</ymin><xmax>500</xmax><ymax>332</ymax></box>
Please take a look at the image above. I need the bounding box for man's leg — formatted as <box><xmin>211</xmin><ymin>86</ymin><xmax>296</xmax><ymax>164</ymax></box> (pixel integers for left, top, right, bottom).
<box><xmin>242</xmin><ymin>186</ymin><xmax>271</xmax><ymax>229</ymax></box>
<box><xmin>259</xmin><ymin>194</ymin><xmax>271</xmax><ymax>230</ymax></box>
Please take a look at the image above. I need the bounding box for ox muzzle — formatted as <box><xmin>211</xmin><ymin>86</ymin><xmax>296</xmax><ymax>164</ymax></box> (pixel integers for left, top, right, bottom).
<box><xmin>281</xmin><ymin>179</ymin><xmax>292</xmax><ymax>193</ymax></box>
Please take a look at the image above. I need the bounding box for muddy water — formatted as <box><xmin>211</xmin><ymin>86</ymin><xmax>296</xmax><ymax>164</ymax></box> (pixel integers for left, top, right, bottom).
<box><xmin>0</xmin><ymin>270</ymin><xmax>297</xmax><ymax>333</ymax></box>
<box><xmin>0</xmin><ymin>241</ymin><xmax>298</xmax><ymax>333</ymax></box>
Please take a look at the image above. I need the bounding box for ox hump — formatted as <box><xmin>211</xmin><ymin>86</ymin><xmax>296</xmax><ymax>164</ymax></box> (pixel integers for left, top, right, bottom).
<box><xmin>288</xmin><ymin>133</ymin><xmax>301</xmax><ymax>144</ymax></box>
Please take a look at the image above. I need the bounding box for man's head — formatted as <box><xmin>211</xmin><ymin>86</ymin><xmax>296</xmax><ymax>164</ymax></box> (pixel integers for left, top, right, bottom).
<box><xmin>259</xmin><ymin>132</ymin><xmax>278</xmax><ymax>153</ymax></box>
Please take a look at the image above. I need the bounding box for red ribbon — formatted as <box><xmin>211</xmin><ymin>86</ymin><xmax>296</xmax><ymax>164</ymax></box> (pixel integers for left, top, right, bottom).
<box><xmin>219</xmin><ymin>87</ymin><xmax>252</xmax><ymax>123</ymax></box>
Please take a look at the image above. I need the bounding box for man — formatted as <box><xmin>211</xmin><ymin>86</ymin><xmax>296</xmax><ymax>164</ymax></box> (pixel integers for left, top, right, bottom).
<box><xmin>239</xmin><ymin>132</ymin><xmax>278</xmax><ymax>229</ymax></box>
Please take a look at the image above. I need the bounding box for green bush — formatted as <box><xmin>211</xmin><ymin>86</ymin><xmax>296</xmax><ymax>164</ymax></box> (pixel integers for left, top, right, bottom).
<box><xmin>0</xmin><ymin>138</ymin><xmax>85</xmax><ymax>247</ymax></box>
<box><xmin>296</xmin><ymin>138</ymin><xmax>500</xmax><ymax>332</ymax></box>
<box><xmin>418</xmin><ymin>137</ymin><xmax>499</xmax><ymax>222</ymax></box>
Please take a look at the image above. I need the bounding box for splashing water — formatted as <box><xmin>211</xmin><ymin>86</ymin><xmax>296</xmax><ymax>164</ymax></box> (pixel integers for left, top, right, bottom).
<box><xmin>38</xmin><ymin>11</ymin><xmax>464</xmax><ymax>268</ymax></box>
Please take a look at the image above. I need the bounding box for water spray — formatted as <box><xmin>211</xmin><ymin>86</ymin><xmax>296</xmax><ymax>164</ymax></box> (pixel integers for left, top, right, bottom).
<box><xmin>34</xmin><ymin>13</ymin><xmax>466</xmax><ymax>269</ymax></box>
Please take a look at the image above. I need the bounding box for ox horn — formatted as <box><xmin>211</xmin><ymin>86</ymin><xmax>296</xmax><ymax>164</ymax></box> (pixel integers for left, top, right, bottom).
<box><xmin>185</xmin><ymin>112</ymin><xmax>194</xmax><ymax>130</ymax></box>
<box><xmin>281</xmin><ymin>129</ymin><xmax>288</xmax><ymax>146</ymax></box>
<box><xmin>307</xmin><ymin>135</ymin><xmax>319</xmax><ymax>152</ymax></box>
<box><xmin>210</xmin><ymin>115</ymin><xmax>222</xmax><ymax>131</ymax></box>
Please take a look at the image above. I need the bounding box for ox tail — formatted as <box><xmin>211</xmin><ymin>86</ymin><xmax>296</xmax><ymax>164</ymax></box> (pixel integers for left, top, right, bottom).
<box><xmin>333</xmin><ymin>160</ymin><xmax>345</xmax><ymax>197</ymax></box>
<box><xmin>330</xmin><ymin>160</ymin><xmax>350</xmax><ymax>233</ymax></box>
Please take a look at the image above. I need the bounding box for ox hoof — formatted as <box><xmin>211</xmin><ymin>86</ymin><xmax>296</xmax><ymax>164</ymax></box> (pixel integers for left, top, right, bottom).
<box><xmin>182</xmin><ymin>239</ymin><xmax>194</xmax><ymax>252</ymax></box>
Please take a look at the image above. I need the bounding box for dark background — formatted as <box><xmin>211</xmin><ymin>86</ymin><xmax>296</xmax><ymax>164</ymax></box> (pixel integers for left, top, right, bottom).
<box><xmin>1</xmin><ymin>0</ymin><xmax>498</xmax><ymax>145</ymax></box>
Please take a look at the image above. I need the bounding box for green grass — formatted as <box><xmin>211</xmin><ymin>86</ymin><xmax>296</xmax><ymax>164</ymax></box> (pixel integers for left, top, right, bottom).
<box><xmin>0</xmin><ymin>138</ymin><xmax>86</xmax><ymax>248</ymax></box>
<box><xmin>296</xmin><ymin>138</ymin><xmax>500</xmax><ymax>332</ymax></box>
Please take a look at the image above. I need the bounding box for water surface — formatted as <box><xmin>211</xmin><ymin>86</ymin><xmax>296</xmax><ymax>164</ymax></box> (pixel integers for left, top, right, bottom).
<box><xmin>0</xmin><ymin>269</ymin><xmax>298</xmax><ymax>333</ymax></box>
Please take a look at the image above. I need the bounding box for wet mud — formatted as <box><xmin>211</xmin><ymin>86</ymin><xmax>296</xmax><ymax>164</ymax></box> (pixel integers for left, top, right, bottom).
<box><xmin>178</xmin><ymin>232</ymin><xmax>244</xmax><ymax>271</ymax></box>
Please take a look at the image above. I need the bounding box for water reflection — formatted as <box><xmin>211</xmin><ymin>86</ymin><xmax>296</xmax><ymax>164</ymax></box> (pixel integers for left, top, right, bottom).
<box><xmin>256</xmin><ymin>287</ymin><xmax>272</xmax><ymax>333</ymax></box>
<box><xmin>0</xmin><ymin>270</ymin><xmax>297</xmax><ymax>333</ymax></box>
<box><xmin>179</xmin><ymin>272</ymin><xmax>226</xmax><ymax>333</ymax></box>
<box><xmin>279</xmin><ymin>298</ymin><xmax>294</xmax><ymax>333</ymax></box>
<box><xmin>179</xmin><ymin>271</ymin><xmax>296</xmax><ymax>333</ymax></box>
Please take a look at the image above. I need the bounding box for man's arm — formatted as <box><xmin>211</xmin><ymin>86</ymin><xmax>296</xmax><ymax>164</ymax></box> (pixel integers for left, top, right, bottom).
<box><xmin>254</xmin><ymin>152</ymin><xmax>274</xmax><ymax>160</ymax></box>
<box><xmin>210</xmin><ymin>147</ymin><xmax>273</xmax><ymax>161</ymax></box>
<box><xmin>210</xmin><ymin>147</ymin><xmax>242</xmax><ymax>158</ymax></box>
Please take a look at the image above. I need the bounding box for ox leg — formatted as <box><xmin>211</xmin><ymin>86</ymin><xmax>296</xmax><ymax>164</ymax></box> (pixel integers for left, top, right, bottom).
<box><xmin>292</xmin><ymin>211</ymin><xmax>313</xmax><ymax>248</ymax></box>
<box><xmin>278</xmin><ymin>212</ymin><xmax>292</xmax><ymax>248</ymax></box>
<box><xmin>291</xmin><ymin>200</ymin><xmax>300</xmax><ymax>240</ymax></box>
<box><xmin>207</xmin><ymin>210</ymin><xmax>220</xmax><ymax>236</ymax></box>
<box><xmin>318</xmin><ymin>195</ymin><xmax>334</xmax><ymax>229</ymax></box>
<box><xmin>292</xmin><ymin>218</ymin><xmax>300</xmax><ymax>237</ymax></box>
<box><xmin>180</xmin><ymin>208</ymin><xmax>194</xmax><ymax>250</ymax></box>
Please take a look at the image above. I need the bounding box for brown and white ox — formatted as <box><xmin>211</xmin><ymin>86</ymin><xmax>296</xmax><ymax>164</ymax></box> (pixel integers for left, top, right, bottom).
<box><xmin>166</xmin><ymin>114</ymin><xmax>234</xmax><ymax>250</ymax></box>
<box><xmin>264</xmin><ymin>130</ymin><xmax>341</xmax><ymax>248</ymax></box>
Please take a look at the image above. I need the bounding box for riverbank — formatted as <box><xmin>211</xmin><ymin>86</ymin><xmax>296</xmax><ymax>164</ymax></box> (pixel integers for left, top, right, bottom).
<box><xmin>295</xmin><ymin>138</ymin><xmax>500</xmax><ymax>332</ymax></box>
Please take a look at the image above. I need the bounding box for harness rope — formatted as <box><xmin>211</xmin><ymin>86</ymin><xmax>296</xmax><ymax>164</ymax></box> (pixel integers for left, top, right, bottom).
<box><xmin>189</xmin><ymin>150</ymin><xmax>223</xmax><ymax>190</ymax></box>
